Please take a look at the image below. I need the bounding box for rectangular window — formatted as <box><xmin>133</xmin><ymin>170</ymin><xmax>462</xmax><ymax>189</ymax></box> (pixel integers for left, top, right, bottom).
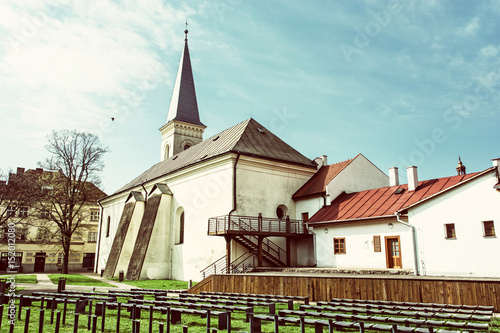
<box><xmin>483</xmin><ymin>220</ymin><xmax>496</xmax><ymax>237</ymax></box>
<box><xmin>445</xmin><ymin>223</ymin><xmax>456</xmax><ymax>239</ymax></box>
<box><xmin>301</xmin><ymin>212</ymin><xmax>309</xmax><ymax>222</ymax></box>
<box><xmin>18</xmin><ymin>229</ymin><xmax>27</xmax><ymax>241</ymax></box>
<box><xmin>87</xmin><ymin>232</ymin><xmax>98</xmax><ymax>243</ymax></box>
<box><xmin>373</xmin><ymin>235</ymin><xmax>381</xmax><ymax>252</ymax></box>
<box><xmin>333</xmin><ymin>237</ymin><xmax>346</xmax><ymax>254</ymax></box>
<box><xmin>6</xmin><ymin>206</ymin><xmax>16</xmax><ymax>217</ymax></box>
<box><xmin>90</xmin><ymin>210</ymin><xmax>100</xmax><ymax>222</ymax></box>
<box><xmin>106</xmin><ymin>217</ymin><xmax>110</xmax><ymax>238</ymax></box>
<box><xmin>0</xmin><ymin>252</ymin><xmax>22</xmax><ymax>270</ymax></box>
<box><xmin>41</xmin><ymin>210</ymin><xmax>50</xmax><ymax>219</ymax></box>
<box><xmin>18</xmin><ymin>206</ymin><xmax>28</xmax><ymax>218</ymax></box>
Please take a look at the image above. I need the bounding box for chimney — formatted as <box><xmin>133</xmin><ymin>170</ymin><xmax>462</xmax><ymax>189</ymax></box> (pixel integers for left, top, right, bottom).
<box><xmin>314</xmin><ymin>155</ymin><xmax>328</xmax><ymax>169</ymax></box>
<box><xmin>407</xmin><ymin>166</ymin><xmax>418</xmax><ymax>191</ymax></box>
<box><xmin>17</xmin><ymin>167</ymin><xmax>25</xmax><ymax>175</ymax></box>
<box><xmin>492</xmin><ymin>158</ymin><xmax>500</xmax><ymax>175</ymax></box>
<box><xmin>389</xmin><ymin>167</ymin><xmax>399</xmax><ymax>186</ymax></box>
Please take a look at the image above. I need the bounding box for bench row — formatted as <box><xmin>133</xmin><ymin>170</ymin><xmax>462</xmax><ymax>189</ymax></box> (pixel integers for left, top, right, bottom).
<box><xmin>304</xmin><ymin>304</ymin><xmax>492</xmax><ymax>321</ymax></box>
<box><xmin>278</xmin><ymin>309</ymin><xmax>490</xmax><ymax>331</ymax></box>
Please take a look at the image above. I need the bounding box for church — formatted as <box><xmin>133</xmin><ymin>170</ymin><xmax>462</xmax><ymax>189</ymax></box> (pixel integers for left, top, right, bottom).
<box><xmin>96</xmin><ymin>29</ymin><xmax>500</xmax><ymax>281</ymax></box>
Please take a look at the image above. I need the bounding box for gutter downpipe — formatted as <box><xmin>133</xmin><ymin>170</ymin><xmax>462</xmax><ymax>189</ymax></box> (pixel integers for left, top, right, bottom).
<box><xmin>394</xmin><ymin>212</ymin><xmax>419</xmax><ymax>276</ymax></box>
<box><xmin>95</xmin><ymin>200</ymin><xmax>104</xmax><ymax>274</ymax></box>
<box><xmin>304</xmin><ymin>221</ymin><xmax>317</xmax><ymax>267</ymax></box>
<box><xmin>226</xmin><ymin>153</ymin><xmax>241</xmax><ymax>272</ymax></box>
<box><xmin>228</xmin><ymin>153</ymin><xmax>241</xmax><ymax>219</ymax></box>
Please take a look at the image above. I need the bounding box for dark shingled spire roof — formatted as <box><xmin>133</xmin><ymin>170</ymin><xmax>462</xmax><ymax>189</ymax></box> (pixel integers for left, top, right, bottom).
<box><xmin>165</xmin><ymin>29</ymin><xmax>204</xmax><ymax>127</ymax></box>
<box><xmin>112</xmin><ymin>118</ymin><xmax>316</xmax><ymax>195</ymax></box>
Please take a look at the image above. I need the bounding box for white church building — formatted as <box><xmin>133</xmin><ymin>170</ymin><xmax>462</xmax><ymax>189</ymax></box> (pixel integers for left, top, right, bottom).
<box><xmin>96</xmin><ymin>30</ymin><xmax>500</xmax><ymax>281</ymax></box>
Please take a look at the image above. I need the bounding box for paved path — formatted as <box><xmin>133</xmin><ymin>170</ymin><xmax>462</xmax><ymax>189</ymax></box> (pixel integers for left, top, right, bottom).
<box><xmin>14</xmin><ymin>272</ymin><xmax>138</xmax><ymax>294</ymax></box>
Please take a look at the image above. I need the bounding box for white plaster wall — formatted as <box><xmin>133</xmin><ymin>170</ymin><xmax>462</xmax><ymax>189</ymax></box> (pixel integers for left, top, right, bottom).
<box><xmin>235</xmin><ymin>157</ymin><xmax>315</xmax><ymax>219</ymax></box>
<box><xmin>235</xmin><ymin>157</ymin><xmax>316</xmax><ymax>265</ymax></box>
<box><xmin>314</xmin><ymin>219</ymin><xmax>414</xmax><ymax>270</ymax></box>
<box><xmin>166</xmin><ymin>157</ymin><xmax>234</xmax><ymax>281</ymax></box>
<box><xmin>96</xmin><ymin>192</ymin><xmax>129</xmax><ymax>272</ymax></box>
<box><xmin>326</xmin><ymin>154</ymin><xmax>388</xmax><ymax>199</ymax></box>
<box><xmin>409</xmin><ymin>172</ymin><xmax>500</xmax><ymax>277</ymax></box>
<box><xmin>295</xmin><ymin>197</ymin><xmax>325</xmax><ymax>222</ymax></box>
<box><xmin>294</xmin><ymin>237</ymin><xmax>315</xmax><ymax>266</ymax></box>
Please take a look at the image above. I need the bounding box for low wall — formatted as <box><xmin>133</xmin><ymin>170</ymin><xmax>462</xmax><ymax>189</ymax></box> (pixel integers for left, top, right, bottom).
<box><xmin>188</xmin><ymin>274</ymin><xmax>500</xmax><ymax>312</ymax></box>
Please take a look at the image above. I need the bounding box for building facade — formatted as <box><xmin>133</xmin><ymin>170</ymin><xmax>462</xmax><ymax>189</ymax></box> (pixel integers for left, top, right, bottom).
<box><xmin>307</xmin><ymin>160</ymin><xmax>500</xmax><ymax>277</ymax></box>
<box><xmin>0</xmin><ymin>167</ymin><xmax>106</xmax><ymax>273</ymax></box>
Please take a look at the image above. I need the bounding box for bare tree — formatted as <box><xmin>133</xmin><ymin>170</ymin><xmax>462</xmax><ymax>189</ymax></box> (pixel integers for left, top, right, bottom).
<box><xmin>33</xmin><ymin>130</ymin><xmax>108</xmax><ymax>274</ymax></box>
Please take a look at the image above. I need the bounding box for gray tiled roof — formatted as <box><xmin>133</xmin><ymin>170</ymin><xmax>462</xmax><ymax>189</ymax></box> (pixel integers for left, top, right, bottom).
<box><xmin>113</xmin><ymin>118</ymin><xmax>315</xmax><ymax>195</ymax></box>
<box><xmin>165</xmin><ymin>40</ymin><xmax>205</xmax><ymax>127</ymax></box>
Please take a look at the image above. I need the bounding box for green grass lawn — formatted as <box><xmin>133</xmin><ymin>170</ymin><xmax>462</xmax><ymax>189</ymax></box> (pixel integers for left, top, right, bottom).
<box><xmin>48</xmin><ymin>274</ymin><xmax>116</xmax><ymax>287</ymax></box>
<box><xmin>109</xmin><ymin>278</ymin><xmax>190</xmax><ymax>290</ymax></box>
<box><xmin>0</xmin><ymin>274</ymin><xmax>38</xmax><ymax>283</ymax></box>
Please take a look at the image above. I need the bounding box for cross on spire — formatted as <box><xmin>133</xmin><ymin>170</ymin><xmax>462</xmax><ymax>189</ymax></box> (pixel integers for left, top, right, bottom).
<box><xmin>184</xmin><ymin>20</ymin><xmax>188</xmax><ymax>41</ymax></box>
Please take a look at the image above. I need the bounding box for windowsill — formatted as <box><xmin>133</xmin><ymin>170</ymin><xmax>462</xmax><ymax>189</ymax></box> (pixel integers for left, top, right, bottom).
<box><xmin>174</xmin><ymin>242</ymin><xmax>184</xmax><ymax>245</ymax></box>
<box><xmin>483</xmin><ymin>236</ymin><xmax>497</xmax><ymax>238</ymax></box>
<box><xmin>445</xmin><ymin>237</ymin><xmax>457</xmax><ymax>240</ymax></box>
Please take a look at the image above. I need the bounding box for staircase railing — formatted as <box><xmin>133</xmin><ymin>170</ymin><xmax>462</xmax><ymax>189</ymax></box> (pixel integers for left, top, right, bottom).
<box><xmin>229</xmin><ymin>252</ymin><xmax>255</xmax><ymax>274</ymax></box>
<box><xmin>200</xmin><ymin>255</ymin><xmax>228</xmax><ymax>280</ymax></box>
<box><xmin>200</xmin><ymin>252</ymin><xmax>257</xmax><ymax>280</ymax></box>
<box><xmin>208</xmin><ymin>215</ymin><xmax>307</xmax><ymax>235</ymax></box>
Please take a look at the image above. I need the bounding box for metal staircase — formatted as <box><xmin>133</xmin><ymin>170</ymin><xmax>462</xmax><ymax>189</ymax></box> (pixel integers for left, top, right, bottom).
<box><xmin>203</xmin><ymin>214</ymin><xmax>310</xmax><ymax>280</ymax></box>
<box><xmin>200</xmin><ymin>252</ymin><xmax>256</xmax><ymax>279</ymax></box>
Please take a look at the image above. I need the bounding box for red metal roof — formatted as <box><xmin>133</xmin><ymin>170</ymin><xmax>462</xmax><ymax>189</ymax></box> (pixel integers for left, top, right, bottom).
<box><xmin>292</xmin><ymin>157</ymin><xmax>355</xmax><ymax>199</ymax></box>
<box><xmin>308</xmin><ymin>171</ymin><xmax>487</xmax><ymax>224</ymax></box>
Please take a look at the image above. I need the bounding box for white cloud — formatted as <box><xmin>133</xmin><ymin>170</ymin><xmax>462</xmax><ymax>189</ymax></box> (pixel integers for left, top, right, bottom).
<box><xmin>480</xmin><ymin>45</ymin><xmax>498</xmax><ymax>57</ymax></box>
<box><xmin>0</xmin><ymin>0</ymin><xmax>190</xmax><ymax>147</ymax></box>
<box><xmin>461</xmin><ymin>17</ymin><xmax>480</xmax><ymax>36</ymax></box>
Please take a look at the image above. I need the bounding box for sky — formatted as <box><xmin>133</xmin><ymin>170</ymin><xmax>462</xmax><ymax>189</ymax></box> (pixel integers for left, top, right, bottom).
<box><xmin>1</xmin><ymin>0</ymin><xmax>499</xmax><ymax>194</ymax></box>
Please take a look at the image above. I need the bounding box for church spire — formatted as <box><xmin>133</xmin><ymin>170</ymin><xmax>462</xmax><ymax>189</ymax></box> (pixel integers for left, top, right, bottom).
<box><xmin>165</xmin><ymin>25</ymin><xmax>204</xmax><ymax>127</ymax></box>
<box><xmin>160</xmin><ymin>27</ymin><xmax>206</xmax><ymax>161</ymax></box>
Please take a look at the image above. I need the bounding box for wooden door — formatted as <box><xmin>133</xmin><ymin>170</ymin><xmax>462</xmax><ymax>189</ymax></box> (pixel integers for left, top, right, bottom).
<box><xmin>34</xmin><ymin>253</ymin><xmax>46</xmax><ymax>272</ymax></box>
<box><xmin>385</xmin><ymin>236</ymin><xmax>402</xmax><ymax>269</ymax></box>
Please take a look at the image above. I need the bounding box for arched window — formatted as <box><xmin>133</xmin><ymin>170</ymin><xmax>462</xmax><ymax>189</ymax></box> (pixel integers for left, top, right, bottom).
<box><xmin>164</xmin><ymin>144</ymin><xmax>170</xmax><ymax>159</ymax></box>
<box><xmin>183</xmin><ymin>144</ymin><xmax>191</xmax><ymax>151</ymax></box>
<box><xmin>106</xmin><ymin>216</ymin><xmax>111</xmax><ymax>238</ymax></box>
<box><xmin>175</xmin><ymin>208</ymin><xmax>185</xmax><ymax>244</ymax></box>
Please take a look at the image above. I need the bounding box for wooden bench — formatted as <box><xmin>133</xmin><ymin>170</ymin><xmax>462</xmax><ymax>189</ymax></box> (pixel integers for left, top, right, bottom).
<box><xmin>157</xmin><ymin>294</ymin><xmax>278</xmax><ymax>314</ymax></box>
<box><xmin>131</xmin><ymin>288</ymin><xmax>186</xmax><ymax>294</ymax></box>
<box><xmin>95</xmin><ymin>302</ymin><xmax>229</xmax><ymax>330</ymax></box>
<box><xmin>278</xmin><ymin>309</ymin><xmax>490</xmax><ymax>331</ymax></box>
<box><xmin>129</xmin><ymin>298</ymin><xmax>253</xmax><ymax>321</ymax></box>
<box><xmin>31</xmin><ymin>292</ymin><xmax>116</xmax><ymax>303</ymax></box>
<box><xmin>200</xmin><ymin>291</ymin><xmax>310</xmax><ymax>305</ymax></box>
<box><xmin>304</xmin><ymin>304</ymin><xmax>492</xmax><ymax>322</ymax></box>
<box><xmin>61</xmin><ymin>290</ymin><xmax>145</xmax><ymax>299</ymax></box>
<box><xmin>330</xmin><ymin>298</ymin><xmax>494</xmax><ymax>313</ymax></box>
<box><xmin>180</xmin><ymin>292</ymin><xmax>293</xmax><ymax>311</ymax></box>
<box><xmin>251</xmin><ymin>314</ymin><xmax>464</xmax><ymax>333</ymax></box>
<box><xmin>108</xmin><ymin>289</ymin><xmax>168</xmax><ymax>296</ymax></box>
